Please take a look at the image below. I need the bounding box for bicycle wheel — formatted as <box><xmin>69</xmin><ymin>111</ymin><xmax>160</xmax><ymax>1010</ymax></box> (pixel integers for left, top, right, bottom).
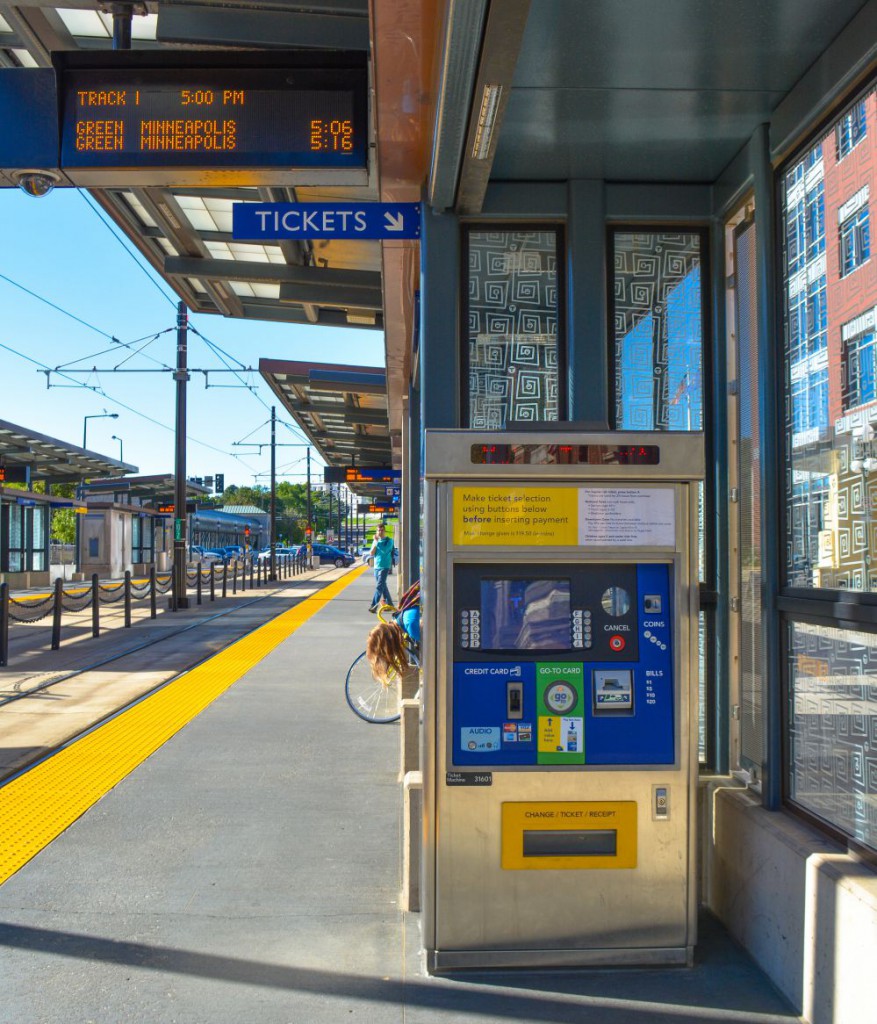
<box><xmin>345</xmin><ymin>650</ymin><xmax>420</xmax><ymax>724</ymax></box>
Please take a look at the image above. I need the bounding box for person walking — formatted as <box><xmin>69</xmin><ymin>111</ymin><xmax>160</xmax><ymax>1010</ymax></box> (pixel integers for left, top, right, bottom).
<box><xmin>368</xmin><ymin>523</ymin><xmax>395</xmax><ymax>612</ymax></box>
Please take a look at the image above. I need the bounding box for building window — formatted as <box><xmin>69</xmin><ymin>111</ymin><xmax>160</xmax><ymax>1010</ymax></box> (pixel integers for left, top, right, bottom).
<box><xmin>789</xmin><ymin>473</ymin><xmax>830</xmax><ymax>585</ymax></box>
<box><xmin>786</xmin><ymin>190</ymin><xmax>806</xmax><ymax>276</ymax></box>
<box><xmin>840</xmin><ymin>205</ymin><xmax>870</xmax><ymax>277</ymax></box>
<box><xmin>836</xmin><ymin>99</ymin><xmax>867</xmax><ymax>160</ymax></box>
<box><xmin>843</xmin><ymin>329</ymin><xmax>877</xmax><ymax>411</ymax></box>
<box><xmin>784</xmin><ymin>169</ymin><xmax>824</xmax><ymax>276</ymax></box>
<box><xmin>806</xmin><ymin>180</ymin><xmax>825</xmax><ymax>262</ymax></box>
<box><xmin>611</xmin><ymin>230</ymin><xmax>705</xmax><ymax>431</ymax></box>
<box><xmin>791</xmin><ymin>368</ymin><xmax>829</xmax><ymax>436</ymax></box>
<box><xmin>462</xmin><ymin>226</ymin><xmax>564</xmax><ymax>428</ymax></box>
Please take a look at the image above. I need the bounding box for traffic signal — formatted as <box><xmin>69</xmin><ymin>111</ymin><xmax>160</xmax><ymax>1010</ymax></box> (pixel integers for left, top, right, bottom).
<box><xmin>215</xmin><ymin>473</ymin><xmax>225</xmax><ymax>493</ymax></box>
<box><xmin>244</xmin><ymin>526</ymin><xmax>250</xmax><ymax>538</ymax></box>
<box><xmin>305</xmin><ymin>526</ymin><xmax>313</xmax><ymax>538</ymax></box>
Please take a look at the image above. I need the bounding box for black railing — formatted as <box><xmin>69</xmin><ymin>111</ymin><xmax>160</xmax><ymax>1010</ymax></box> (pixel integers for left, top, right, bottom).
<box><xmin>0</xmin><ymin>548</ymin><xmax>311</xmax><ymax>666</ymax></box>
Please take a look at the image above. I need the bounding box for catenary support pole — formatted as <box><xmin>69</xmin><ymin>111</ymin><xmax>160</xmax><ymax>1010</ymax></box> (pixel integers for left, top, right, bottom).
<box><xmin>173</xmin><ymin>301</ymin><xmax>190</xmax><ymax>608</ymax></box>
<box><xmin>270</xmin><ymin>405</ymin><xmax>277</xmax><ymax>580</ymax></box>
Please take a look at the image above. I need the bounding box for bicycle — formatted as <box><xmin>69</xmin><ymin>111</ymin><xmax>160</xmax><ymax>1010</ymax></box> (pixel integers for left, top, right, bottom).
<box><xmin>344</xmin><ymin>643</ymin><xmax>420</xmax><ymax>723</ymax></box>
<box><xmin>345</xmin><ymin>582</ymin><xmax>421</xmax><ymax>724</ymax></box>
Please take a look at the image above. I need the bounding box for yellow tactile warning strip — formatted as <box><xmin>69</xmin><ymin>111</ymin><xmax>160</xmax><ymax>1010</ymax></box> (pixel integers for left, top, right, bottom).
<box><xmin>0</xmin><ymin>565</ymin><xmax>367</xmax><ymax>886</ymax></box>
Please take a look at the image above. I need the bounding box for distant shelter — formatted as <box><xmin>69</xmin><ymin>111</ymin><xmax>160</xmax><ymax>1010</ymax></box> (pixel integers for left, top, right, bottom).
<box><xmin>79</xmin><ymin>474</ymin><xmax>211</xmax><ymax>578</ymax></box>
<box><xmin>0</xmin><ymin>419</ymin><xmax>133</xmax><ymax>588</ymax></box>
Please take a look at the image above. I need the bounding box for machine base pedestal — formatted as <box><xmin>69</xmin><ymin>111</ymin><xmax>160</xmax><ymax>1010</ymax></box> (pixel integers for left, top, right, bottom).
<box><xmin>428</xmin><ymin>944</ymin><xmax>694</xmax><ymax>973</ymax></box>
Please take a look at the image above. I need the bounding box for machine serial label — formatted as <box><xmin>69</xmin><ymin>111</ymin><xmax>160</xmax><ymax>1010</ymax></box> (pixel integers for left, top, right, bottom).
<box><xmin>446</xmin><ymin>771</ymin><xmax>493</xmax><ymax>786</ymax></box>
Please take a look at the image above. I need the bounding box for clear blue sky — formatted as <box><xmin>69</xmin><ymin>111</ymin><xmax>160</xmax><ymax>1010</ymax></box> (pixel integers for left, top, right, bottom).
<box><xmin>0</xmin><ymin>186</ymin><xmax>384</xmax><ymax>490</ymax></box>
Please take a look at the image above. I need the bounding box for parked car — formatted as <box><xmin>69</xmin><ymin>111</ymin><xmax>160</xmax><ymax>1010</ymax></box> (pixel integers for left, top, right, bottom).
<box><xmin>223</xmin><ymin>545</ymin><xmax>252</xmax><ymax>564</ymax></box>
<box><xmin>311</xmin><ymin>543</ymin><xmax>355</xmax><ymax>568</ymax></box>
<box><xmin>256</xmin><ymin>546</ymin><xmax>299</xmax><ymax>562</ymax></box>
<box><xmin>190</xmin><ymin>545</ymin><xmax>224</xmax><ymax>565</ymax></box>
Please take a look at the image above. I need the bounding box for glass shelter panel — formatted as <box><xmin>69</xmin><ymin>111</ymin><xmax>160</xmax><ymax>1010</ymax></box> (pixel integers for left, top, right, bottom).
<box><xmin>782</xmin><ymin>84</ymin><xmax>877</xmax><ymax>591</ymax></box>
<box><xmin>8</xmin><ymin>504</ymin><xmax>23</xmax><ymax>572</ymax></box>
<box><xmin>612</xmin><ymin>231</ymin><xmax>704</xmax><ymax>432</ymax></box>
<box><xmin>31</xmin><ymin>505</ymin><xmax>46</xmax><ymax>571</ymax></box>
<box><xmin>132</xmin><ymin>516</ymin><xmax>154</xmax><ymax>563</ymax></box>
<box><xmin>788</xmin><ymin>622</ymin><xmax>877</xmax><ymax>852</ymax></box>
<box><xmin>463</xmin><ymin>227</ymin><xmax>563</xmax><ymax>428</ymax></box>
<box><xmin>729</xmin><ymin>213</ymin><xmax>767</xmax><ymax>779</ymax></box>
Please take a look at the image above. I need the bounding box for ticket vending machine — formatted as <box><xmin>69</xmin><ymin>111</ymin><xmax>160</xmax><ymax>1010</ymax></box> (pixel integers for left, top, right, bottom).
<box><xmin>422</xmin><ymin>430</ymin><xmax>704</xmax><ymax>971</ymax></box>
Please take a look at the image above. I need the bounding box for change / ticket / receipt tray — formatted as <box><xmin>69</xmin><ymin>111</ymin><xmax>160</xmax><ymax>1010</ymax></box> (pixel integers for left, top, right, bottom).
<box><xmin>422</xmin><ymin>430</ymin><xmax>704</xmax><ymax>972</ymax></box>
<box><xmin>502</xmin><ymin>802</ymin><xmax>637</xmax><ymax>870</ymax></box>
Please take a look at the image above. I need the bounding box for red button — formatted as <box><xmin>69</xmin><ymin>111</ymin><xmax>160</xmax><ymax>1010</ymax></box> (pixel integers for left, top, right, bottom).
<box><xmin>609</xmin><ymin>635</ymin><xmax>626</xmax><ymax>651</ymax></box>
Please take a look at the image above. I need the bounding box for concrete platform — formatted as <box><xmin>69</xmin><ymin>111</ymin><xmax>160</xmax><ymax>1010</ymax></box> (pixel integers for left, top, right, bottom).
<box><xmin>0</xmin><ymin>573</ymin><xmax>801</xmax><ymax>1023</ymax></box>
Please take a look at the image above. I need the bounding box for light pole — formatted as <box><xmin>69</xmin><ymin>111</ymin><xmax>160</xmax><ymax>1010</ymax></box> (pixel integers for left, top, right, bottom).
<box><xmin>82</xmin><ymin>411</ymin><xmax>119</xmax><ymax>449</ymax></box>
<box><xmin>111</xmin><ymin>435</ymin><xmax>124</xmax><ymax>463</ymax></box>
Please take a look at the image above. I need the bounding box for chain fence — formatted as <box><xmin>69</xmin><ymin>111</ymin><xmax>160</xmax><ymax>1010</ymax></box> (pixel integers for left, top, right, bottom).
<box><xmin>0</xmin><ymin>549</ymin><xmax>309</xmax><ymax>667</ymax></box>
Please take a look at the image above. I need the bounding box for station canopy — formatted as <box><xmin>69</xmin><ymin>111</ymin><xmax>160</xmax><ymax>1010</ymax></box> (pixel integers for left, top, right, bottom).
<box><xmin>0</xmin><ymin>417</ymin><xmax>135</xmax><ymax>483</ymax></box>
<box><xmin>259</xmin><ymin>358</ymin><xmax>391</xmax><ymax>494</ymax></box>
<box><xmin>81</xmin><ymin>473</ymin><xmax>210</xmax><ymax>503</ymax></box>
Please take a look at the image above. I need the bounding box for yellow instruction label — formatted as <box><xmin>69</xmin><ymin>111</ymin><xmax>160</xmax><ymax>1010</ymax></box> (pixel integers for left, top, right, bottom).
<box><xmin>452</xmin><ymin>486</ymin><xmax>578</xmax><ymax>546</ymax></box>
<box><xmin>538</xmin><ymin>715</ymin><xmax>562</xmax><ymax>753</ymax></box>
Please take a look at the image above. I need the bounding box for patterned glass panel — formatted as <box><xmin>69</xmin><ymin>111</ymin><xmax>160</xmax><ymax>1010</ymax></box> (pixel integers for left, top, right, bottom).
<box><xmin>465</xmin><ymin>229</ymin><xmax>561</xmax><ymax>428</ymax></box>
<box><xmin>788</xmin><ymin>622</ymin><xmax>877</xmax><ymax>852</ymax></box>
<box><xmin>782</xmin><ymin>84</ymin><xmax>877</xmax><ymax>591</ymax></box>
<box><xmin>613</xmin><ymin>232</ymin><xmax>704</xmax><ymax>431</ymax></box>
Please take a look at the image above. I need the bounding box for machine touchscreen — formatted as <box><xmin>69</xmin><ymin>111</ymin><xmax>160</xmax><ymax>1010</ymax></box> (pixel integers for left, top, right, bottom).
<box><xmin>480</xmin><ymin>578</ymin><xmax>572</xmax><ymax>650</ymax></box>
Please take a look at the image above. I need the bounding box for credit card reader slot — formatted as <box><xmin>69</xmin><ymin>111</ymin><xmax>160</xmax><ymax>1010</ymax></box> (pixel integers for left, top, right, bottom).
<box><xmin>507</xmin><ymin>681</ymin><xmax>524</xmax><ymax>719</ymax></box>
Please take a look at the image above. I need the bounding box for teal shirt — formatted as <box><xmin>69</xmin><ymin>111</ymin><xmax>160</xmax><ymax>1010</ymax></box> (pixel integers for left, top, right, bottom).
<box><xmin>371</xmin><ymin>535</ymin><xmax>394</xmax><ymax>569</ymax></box>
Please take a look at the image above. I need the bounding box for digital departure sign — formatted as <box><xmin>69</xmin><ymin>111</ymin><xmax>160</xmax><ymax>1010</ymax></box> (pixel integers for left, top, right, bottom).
<box><xmin>346</xmin><ymin>467</ymin><xmax>400</xmax><ymax>483</ymax></box>
<box><xmin>55</xmin><ymin>52</ymin><xmax>367</xmax><ymax>185</ymax></box>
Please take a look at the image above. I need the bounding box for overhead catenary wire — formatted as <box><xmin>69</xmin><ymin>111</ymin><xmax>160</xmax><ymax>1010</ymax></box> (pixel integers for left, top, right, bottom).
<box><xmin>81</xmin><ymin>188</ymin><xmax>312</xmax><ymax>444</ymax></box>
<box><xmin>0</xmin><ymin>202</ymin><xmax>322</xmax><ymax>467</ymax></box>
<box><xmin>189</xmin><ymin>323</ymin><xmax>310</xmax><ymax>445</ymax></box>
<box><xmin>0</xmin><ymin>341</ymin><xmax>258</xmax><ymax>470</ymax></box>
<box><xmin>54</xmin><ymin>329</ymin><xmax>176</xmax><ymax>373</ymax></box>
<box><xmin>0</xmin><ymin>270</ymin><xmax>116</xmax><ymax>340</ymax></box>
<box><xmin>0</xmin><ymin>269</ymin><xmax>173</xmax><ymax>371</ymax></box>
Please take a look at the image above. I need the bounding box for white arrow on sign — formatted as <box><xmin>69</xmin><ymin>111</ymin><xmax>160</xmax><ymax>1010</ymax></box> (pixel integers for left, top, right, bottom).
<box><xmin>384</xmin><ymin>212</ymin><xmax>405</xmax><ymax>232</ymax></box>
